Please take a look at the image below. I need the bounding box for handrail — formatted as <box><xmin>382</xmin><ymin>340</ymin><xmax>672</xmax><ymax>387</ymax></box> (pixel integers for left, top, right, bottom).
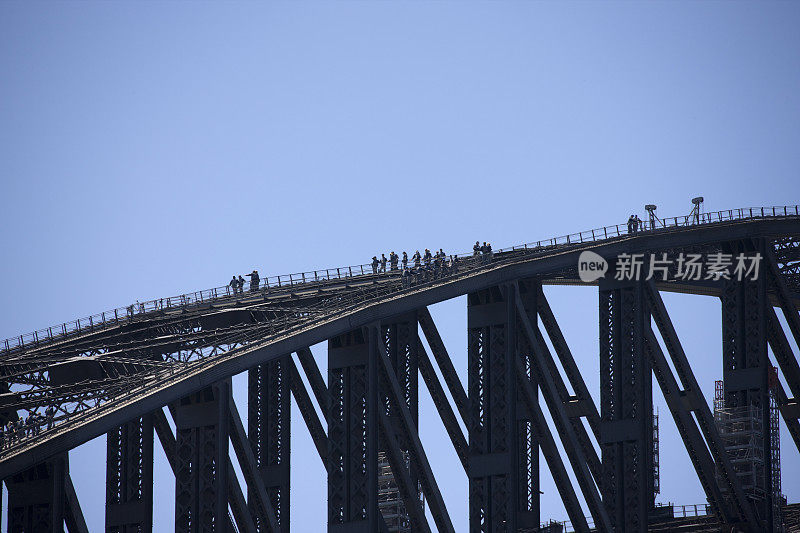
<box><xmin>2</xmin><ymin>204</ymin><xmax>798</xmax><ymax>356</ymax></box>
<box><xmin>547</xmin><ymin>502</ymin><xmax>712</xmax><ymax>532</ymax></box>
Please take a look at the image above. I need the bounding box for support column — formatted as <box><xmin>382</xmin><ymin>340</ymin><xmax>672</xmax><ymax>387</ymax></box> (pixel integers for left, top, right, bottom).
<box><xmin>6</xmin><ymin>454</ymin><xmax>67</xmax><ymax>532</ymax></box>
<box><xmin>721</xmin><ymin>242</ymin><xmax>773</xmax><ymax>530</ymax></box>
<box><xmin>106</xmin><ymin>415</ymin><xmax>154</xmax><ymax>533</ymax></box>
<box><xmin>249</xmin><ymin>355</ymin><xmax>291</xmax><ymax>532</ymax></box>
<box><xmin>174</xmin><ymin>381</ymin><xmax>230</xmax><ymax>533</ymax></box>
<box><xmin>468</xmin><ymin>283</ymin><xmax>534</xmax><ymax>532</ymax></box>
<box><xmin>327</xmin><ymin>328</ymin><xmax>380</xmax><ymax>532</ymax></box>
<box><xmin>599</xmin><ymin>279</ymin><xmax>654</xmax><ymax>533</ymax></box>
<box><xmin>380</xmin><ymin>312</ymin><xmax>419</xmax><ymax>531</ymax></box>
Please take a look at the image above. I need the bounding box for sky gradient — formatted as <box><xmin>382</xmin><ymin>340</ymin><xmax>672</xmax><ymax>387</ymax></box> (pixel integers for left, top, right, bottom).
<box><xmin>1</xmin><ymin>2</ymin><xmax>799</xmax><ymax>530</ymax></box>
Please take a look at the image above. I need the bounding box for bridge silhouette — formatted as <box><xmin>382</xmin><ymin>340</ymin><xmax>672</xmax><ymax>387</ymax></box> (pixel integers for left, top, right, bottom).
<box><xmin>1</xmin><ymin>205</ymin><xmax>799</xmax><ymax>532</ymax></box>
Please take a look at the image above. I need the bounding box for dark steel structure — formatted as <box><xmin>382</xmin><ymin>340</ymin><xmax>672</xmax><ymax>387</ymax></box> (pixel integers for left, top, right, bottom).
<box><xmin>1</xmin><ymin>206</ymin><xmax>800</xmax><ymax>532</ymax></box>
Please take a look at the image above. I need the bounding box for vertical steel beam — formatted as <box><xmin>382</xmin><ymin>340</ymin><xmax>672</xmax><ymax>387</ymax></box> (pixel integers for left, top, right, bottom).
<box><xmin>598</xmin><ymin>279</ymin><xmax>654</xmax><ymax>533</ymax></box>
<box><xmin>721</xmin><ymin>241</ymin><xmax>773</xmax><ymax>530</ymax></box>
<box><xmin>156</xmin><ymin>407</ymin><xmax>254</xmax><ymax>533</ymax></box>
<box><xmin>467</xmin><ymin>283</ymin><xmax>537</xmax><ymax>532</ymax></box>
<box><xmin>6</xmin><ymin>453</ymin><xmax>68</xmax><ymax>533</ymax></box>
<box><xmin>105</xmin><ymin>415</ymin><xmax>154</xmax><ymax>533</ymax></box>
<box><xmin>382</xmin><ymin>313</ymin><xmax>419</xmax><ymax>426</ymax></box>
<box><xmin>248</xmin><ymin>355</ymin><xmax>290</xmax><ymax>532</ymax></box>
<box><xmin>379</xmin><ymin>311</ymin><xmax>420</xmax><ymax>529</ymax></box>
<box><xmin>173</xmin><ymin>381</ymin><xmax>230</xmax><ymax>533</ymax></box>
<box><xmin>327</xmin><ymin>328</ymin><xmax>381</xmax><ymax>532</ymax></box>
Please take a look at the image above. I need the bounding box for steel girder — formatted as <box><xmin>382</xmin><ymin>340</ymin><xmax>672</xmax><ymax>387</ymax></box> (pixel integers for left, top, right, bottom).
<box><xmin>248</xmin><ymin>355</ymin><xmax>290</xmax><ymax>532</ymax></box>
<box><xmin>721</xmin><ymin>240</ymin><xmax>775</xmax><ymax>530</ymax></box>
<box><xmin>415</xmin><ymin>338</ymin><xmax>469</xmax><ymax>470</ymax></box>
<box><xmin>287</xmin><ymin>356</ymin><xmax>328</xmax><ymax>468</ymax></box>
<box><xmin>378</xmin><ymin>313</ymin><xmax>424</xmax><ymax>532</ymax></box>
<box><xmin>326</xmin><ymin>328</ymin><xmax>381</xmax><ymax>532</ymax></box>
<box><xmin>173</xmin><ymin>382</ymin><xmax>230</xmax><ymax>533</ymax></box>
<box><xmin>5</xmin><ymin>453</ymin><xmax>87</xmax><ymax>533</ymax></box>
<box><xmin>105</xmin><ymin>415</ymin><xmax>154</xmax><ymax>533</ymax></box>
<box><xmin>467</xmin><ymin>283</ymin><xmax>539</xmax><ymax>532</ymax></box>
<box><xmin>598</xmin><ymin>279</ymin><xmax>654</xmax><ymax>533</ymax></box>
<box><xmin>417</xmin><ymin>308</ymin><xmax>470</xmax><ymax>427</ymax></box>
<box><xmin>154</xmin><ymin>408</ymin><xmax>248</xmax><ymax>533</ymax></box>
<box><xmin>514</xmin><ymin>281</ymin><xmax>611</xmax><ymax>533</ymax></box>
<box><xmin>643</xmin><ymin>281</ymin><xmax>757</xmax><ymax>530</ymax></box>
<box><xmin>4</xmin><ymin>217</ymin><xmax>798</xmax><ymax>482</ymax></box>
<box><xmin>765</xmin><ymin>309</ymin><xmax>800</xmax><ymax>453</ymax></box>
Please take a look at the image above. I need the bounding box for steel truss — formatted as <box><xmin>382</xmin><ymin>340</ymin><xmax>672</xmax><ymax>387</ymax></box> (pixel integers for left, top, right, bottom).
<box><xmin>249</xmin><ymin>355</ymin><xmax>291</xmax><ymax>532</ymax></box>
<box><xmin>0</xmin><ymin>216</ymin><xmax>799</xmax><ymax>533</ymax></box>
<box><xmin>598</xmin><ymin>279</ymin><xmax>655</xmax><ymax>532</ymax></box>
<box><xmin>5</xmin><ymin>453</ymin><xmax>88</xmax><ymax>533</ymax></box>
<box><xmin>106</xmin><ymin>415</ymin><xmax>154</xmax><ymax>533</ymax></box>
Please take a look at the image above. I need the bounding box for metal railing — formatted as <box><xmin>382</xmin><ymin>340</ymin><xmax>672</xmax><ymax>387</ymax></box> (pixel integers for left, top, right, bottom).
<box><xmin>3</xmin><ymin>204</ymin><xmax>797</xmax><ymax>356</ymax></box>
<box><xmin>545</xmin><ymin>503</ymin><xmax>712</xmax><ymax>532</ymax></box>
<box><xmin>2</xmin><ymin>203</ymin><xmax>799</xmax><ymax>456</ymax></box>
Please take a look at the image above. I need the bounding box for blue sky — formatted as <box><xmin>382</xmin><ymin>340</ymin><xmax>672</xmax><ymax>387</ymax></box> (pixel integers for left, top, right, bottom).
<box><xmin>1</xmin><ymin>1</ymin><xmax>799</xmax><ymax>531</ymax></box>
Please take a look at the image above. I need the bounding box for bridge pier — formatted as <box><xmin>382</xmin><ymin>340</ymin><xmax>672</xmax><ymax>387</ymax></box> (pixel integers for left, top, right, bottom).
<box><xmin>105</xmin><ymin>415</ymin><xmax>154</xmax><ymax>533</ymax></box>
<box><xmin>599</xmin><ymin>279</ymin><xmax>655</xmax><ymax>533</ymax></box>
<box><xmin>248</xmin><ymin>355</ymin><xmax>291</xmax><ymax>532</ymax></box>
<box><xmin>327</xmin><ymin>328</ymin><xmax>381</xmax><ymax>532</ymax></box>
<box><xmin>6</xmin><ymin>453</ymin><xmax>86</xmax><ymax>533</ymax></box>
<box><xmin>721</xmin><ymin>241</ymin><xmax>776</xmax><ymax>531</ymax></box>
<box><xmin>173</xmin><ymin>381</ymin><xmax>230</xmax><ymax>533</ymax></box>
<box><xmin>380</xmin><ymin>312</ymin><xmax>419</xmax><ymax>531</ymax></box>
<box><xmin>467</xmin><ymin>283</ymin><xmax>538</xmax><ymax>532</ymax></box>
<box><xmin>7</xmin><ymin>454</ymin><xmax>66</xmax><ymax>532</ymax></box>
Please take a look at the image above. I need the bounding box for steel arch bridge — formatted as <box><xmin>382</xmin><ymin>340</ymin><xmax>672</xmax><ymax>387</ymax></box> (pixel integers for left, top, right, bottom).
<box><xmin>1</xmin><ymin>206</ymin><xmax>799</xmax><ymax>533</ymax></box>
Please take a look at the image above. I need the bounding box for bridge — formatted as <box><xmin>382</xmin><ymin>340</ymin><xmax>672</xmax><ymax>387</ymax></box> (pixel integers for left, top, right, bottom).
<box><xmin>1</xmin><ymin>205</ymin><xmax>799</xmax><ymax>532</ymax></box>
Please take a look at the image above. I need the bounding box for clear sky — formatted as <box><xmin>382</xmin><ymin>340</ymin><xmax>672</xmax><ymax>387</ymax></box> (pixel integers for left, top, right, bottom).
<box><xmin>1</xmin><ymin>1</ymin><xmax>799</xmax><ymax>531</ymax></box>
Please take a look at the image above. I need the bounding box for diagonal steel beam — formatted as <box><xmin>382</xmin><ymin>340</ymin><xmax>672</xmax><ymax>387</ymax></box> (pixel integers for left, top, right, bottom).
<box><xmin>513</xmin><ymin>357</ymin><xmax>590</xmax><ymax>533</ymax></box>
<box><xmin>154</xmin><ymin>407</ymin><xmax>255</xmax><ymax>533</ymax></box>
<box><xmin>417</xmin><ymin>307</ymin><xmax>470</xmax><ymax>426</ymax></box>
<box><xmin>296</xmin><ymin>347</ymin><xmax>330</xmax><ymax>416</ymax></box>
<box><xmin>65</xmin><ymin>474</ymin><xmax>89</xmax><ymax>533</ymax></box>
<box><xmin>642</xmin><ymin>327</ymin><xmax>735</xmax><ymax>523</ymax></box>
<box><xmin>228</xmin><ymin>398</ymin><xmax>281</xmax><ymax>533</ymax></box>
<box><xmin>535</xmin><ymin>283</ymin><xmax>601</xmax><ymax>437</ymax></box>
<box><xmin>775</xmin><ymin>380</ymin><xmax>800</xmax><ymax>452</ymax></box>
<box><xmin>764</xmin><ymin>312</ymin><xmax>800</xmax><ymax>453</ymax></box>
<box><xmin>531</xmin><ymin>283</ymin><xmax>602</xmax><ymax>486</ymax></box>
<box><xmin>766</xmin><ymin>305</ymin><xmax>800</xmax><ymax>400</ymax></box>
<box><xmin>288</xmin><ymin>357</ymin><xmax>328</xmax><ymax>469</ymax></box>
<box><xmin>765</xmin><ymin>247</ymin><xmax>800</xmax><ymax>396</ymax></box>
<box><xmin>644</xmin><ymin>281</ymin><xmax>758</xmax><ymax>530</ymax></box>
<box><xmin>377</xmin><ymin>407</ymin><xmax>432</xmax><ymax>533</ymax></box>
<box><xmin>416</xmin><ymin>338</ymin><xmax>468</xmax><ymax>471</ymax></box>
<box><xmin>514</xmin><ymin>287</ymin><xmax>611</xmax><ymax>533</ymax></box>
<box><xmin>375</xmin><ymin>326</ymin><xmax>456</xmax><ymax>533</ymax></box>
<box><xmin>228</xmin><ymin>470</ymin><xmax>258</xmax><ymax>533</ymax></box>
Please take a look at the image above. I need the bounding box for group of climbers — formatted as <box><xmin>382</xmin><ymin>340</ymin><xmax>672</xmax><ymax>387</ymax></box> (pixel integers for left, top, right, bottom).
<box><xmin>229</xmin><ymin>270</ymin><xmax>260</xmax><ymax>294</ymax></box>
<box><xmin>1</xmin><ymin>405</ymin><xmax>55</xmax><ymax>449</ymax></box>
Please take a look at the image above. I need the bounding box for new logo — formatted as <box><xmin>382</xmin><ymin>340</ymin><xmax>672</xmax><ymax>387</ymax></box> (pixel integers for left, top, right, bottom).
<box><xmin>578</xmin><ymin>251</ymin><xmax>608</xmax><ymax>282</ymax></box>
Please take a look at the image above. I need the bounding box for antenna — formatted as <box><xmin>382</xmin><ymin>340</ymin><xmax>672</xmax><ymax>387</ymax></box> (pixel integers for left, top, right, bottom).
<box><xmin>645</xmin><ymin>204</ymin><xmax>658</xmax><ymax>230</ymax></box>
<box><xmin>690</xmin><ymin>197</ymin><xmax>704</xmax><ymax>224</ymax></box>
